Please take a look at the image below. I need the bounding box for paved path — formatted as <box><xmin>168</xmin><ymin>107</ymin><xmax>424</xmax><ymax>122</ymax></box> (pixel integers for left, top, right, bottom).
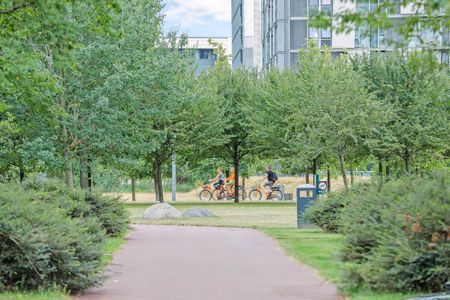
<box><xmin>78</xmin><ymin>225</ymin><xmax>341</xmax><ymax>300</ymax></box>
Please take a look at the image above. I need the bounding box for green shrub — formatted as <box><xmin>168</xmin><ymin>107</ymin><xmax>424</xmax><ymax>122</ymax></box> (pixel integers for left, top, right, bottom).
<box><xmin>304</xmin><ymin>183</ymin><xmax>371</xmax><ymax>233</ymax></box>
<box><xmin>0</xmin><ymin>186</ymin><xmax>105</xmax><ymax>293</ymax></box>
<box><xmin>22</xmin><ymin>178</ymin><xmax>129</xmax><ymax>236</ymax></box>
<box><xmin>340</xmin><ymin>171</ymin><xmax>450</xmax><ymax>293</ymax></box>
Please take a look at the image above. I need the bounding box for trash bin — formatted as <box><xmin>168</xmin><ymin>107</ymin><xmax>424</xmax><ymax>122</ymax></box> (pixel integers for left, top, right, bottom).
<box><xmin>296</xmin><ymin>184</ymin><xmax>317</xmax><ymax>228</ymax></box>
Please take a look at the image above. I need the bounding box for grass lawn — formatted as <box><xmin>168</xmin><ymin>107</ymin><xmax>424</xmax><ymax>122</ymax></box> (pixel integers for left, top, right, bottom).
<box><xmin>127</xmin><ymin>201</ymin><xmax>297</xmax><ymax>228</ymax></box>
<box><xmin>128</xmin><ymin>201</ymin><xmax>421</xmax><ymax>300</ymax></box>
<box><xmin>0</xmin><ymin>234</ymin><xmax>127</xmax><ymax>300</ymax></box>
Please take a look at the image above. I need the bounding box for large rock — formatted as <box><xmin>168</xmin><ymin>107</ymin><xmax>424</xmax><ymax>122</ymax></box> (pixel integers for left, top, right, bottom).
<box><xmin>143</xmin><ymin>203</ymin><xmax>182</xmax><ymax>220</ymax></box>
<box><xmin>182</xmin><ymin>207</ymin><xmax>214</xmax><ymax>218</ymax></box>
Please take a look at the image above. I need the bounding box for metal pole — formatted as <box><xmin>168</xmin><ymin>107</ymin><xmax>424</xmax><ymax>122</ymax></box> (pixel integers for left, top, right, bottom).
<box><xmin>171</xmin><ymin>153</ymin><xmax>176</xmax><ymax>201</ymax></box>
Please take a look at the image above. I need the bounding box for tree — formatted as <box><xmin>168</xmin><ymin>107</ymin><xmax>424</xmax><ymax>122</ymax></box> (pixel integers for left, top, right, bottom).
<box><xmin>257</xmin><ymin>45</ymin><xmax>387</xmax><ymax>188</ymax></box>
<box><xmin>202</xmin><ymin>61</ymin><xmax>259</xmax><ymax>202</ymax></box>
<box><xmin>0</xmin><ymin>0</ymin><xmax>119</xmax><ymax>184</ymax></box>
<box><xmin>355</xmin><ymin>51</ymin><xmax>450</xmax><ymax>175</ymax></box>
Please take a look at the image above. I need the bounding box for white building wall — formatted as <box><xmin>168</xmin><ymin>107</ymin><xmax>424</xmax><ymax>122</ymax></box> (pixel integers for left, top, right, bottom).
<box><xmin>332</xmin><ymin>0</ymin><xmax>356</xmax><ymax>49</ymax></box>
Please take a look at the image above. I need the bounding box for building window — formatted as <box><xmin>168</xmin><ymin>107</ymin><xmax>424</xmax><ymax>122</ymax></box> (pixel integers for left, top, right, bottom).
<box><xmin>308</xmin><ymin>0</ymin><xmax>319</xmax><ymax>16</ymax></box>
<box><xmin>355</xmin><ymin>23</ymin><xmax>370</xmax><ymax>48</ymax></box>
<box><xmin>306</xmin><ymin>0</ymin><xmax>333</xmax><ymax>48</ymax></box>
<box><xmin>199</xmin><ymin>49</ymin><xmax>211</xmax><ymax>59</ymax></box>
<box><xmin>322</xmin><ymin>27</ymin><xmax>331</xmax><ymax>39</ymax></box>
<box><xmin>356</xmin><ymin>0</ymin><xmax>370</xmax><ymax>12</ymax></box>
<box><xmin>309</xmin><ymin>26</ymin><xmax>320</xmax><ymax>39</ymax></box>
<box><xmin>441</xmin><ymin>51</ymin><xmax>449</xmax><ymax>65</ymax></box>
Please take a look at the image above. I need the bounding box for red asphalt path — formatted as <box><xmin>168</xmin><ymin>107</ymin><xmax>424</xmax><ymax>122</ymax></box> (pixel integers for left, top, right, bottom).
<box><xmin>78</xmin><ymin>225</ymin><xmax>341</xmax><ymax>300</ymax></box>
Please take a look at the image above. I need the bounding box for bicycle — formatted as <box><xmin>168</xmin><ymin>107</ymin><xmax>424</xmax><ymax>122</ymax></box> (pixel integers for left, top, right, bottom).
<box><xmin>248</xmin><ymin>180</ymin><xmax>283</xmax><ymax>201</ymax></box>
<box><xmin>199</xmin><ymin>184</ymin><xmax>215</xmax><ymax>201</ymax></box>
<box><xmin>212</xmin><ymin>183</ymin><xmax>247</xmax><ymax>201</ymax></box>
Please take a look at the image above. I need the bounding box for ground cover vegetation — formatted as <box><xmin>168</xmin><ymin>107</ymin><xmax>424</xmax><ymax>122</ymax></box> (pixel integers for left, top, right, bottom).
<box><xmin>305</xmin><ymin>171</ymin><xmax>450</xmax><ymax>294</ymax></box>
<box><xmin>1</xmin><ymin>0</ymin><xmax>449</xmax><ymax>297</ymax></box>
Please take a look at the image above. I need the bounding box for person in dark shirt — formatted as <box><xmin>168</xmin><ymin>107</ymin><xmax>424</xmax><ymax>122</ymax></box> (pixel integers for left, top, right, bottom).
<box><xmin>263</xmin><ymin>165</ymin><xmax>276</xmax><ymax>191</ymax></box>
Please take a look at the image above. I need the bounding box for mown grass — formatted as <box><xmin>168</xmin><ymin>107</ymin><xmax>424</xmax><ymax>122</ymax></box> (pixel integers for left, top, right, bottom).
<box><xmin>261</xmin><ymin>228</ymin><xmax>420</xmax><ymax>300</ymax></box>
<box><xmin>128</xmin><ymin>201</ymin><xmax>422</xmax><ymax>300</ymax></box>
<box><xmin>0</xmin><ymin>234</ymin><xmax>127</xmax><ymax>300</ymax></box>
<box><xmin>0</xmin><ymin>290</ymin><xmax>69</xmax><ymax>300</ymax></box>
<box><xmin>126</xmin><ymin>202</ymin><xmax>297</xmax><ymax>228</ymax></box>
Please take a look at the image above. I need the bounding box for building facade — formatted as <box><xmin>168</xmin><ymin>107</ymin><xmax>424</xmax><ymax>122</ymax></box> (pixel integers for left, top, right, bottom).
<box><xmin>259</xmin><ymin>0</ymin><xmax>449</xmax><ymax>70</ymax></box>
<box><xmin>186</xmin><ymin>37</ymin><xmax>232</xmax><ymax>75</ymax></box>
<box><xmin>232</xmin><ymin>0</ymin><xmax>263</xmax><ymax>69</ymax></box>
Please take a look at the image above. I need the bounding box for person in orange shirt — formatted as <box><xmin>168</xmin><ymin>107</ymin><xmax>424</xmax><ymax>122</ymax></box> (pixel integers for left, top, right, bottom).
<box><xmin>225</xmin><ymin>167</ymin><xmax>236</xmax><ymax>194</ymax></box>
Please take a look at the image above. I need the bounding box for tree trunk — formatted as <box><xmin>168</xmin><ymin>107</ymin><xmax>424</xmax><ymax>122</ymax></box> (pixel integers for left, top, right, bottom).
<box><xmin>79</xmin><ymin>157</ymin><xmax>89</xmax><ymax>189</ymax></box>
<box><xmin>87</xmin><ymin>157</ymin><xmax>92</xmax><ymax>190</ymax></box>
<box><xmin>64</xmin><ymin>147</ymin><xmax>74</xmax><ymax>188</ymax></box>
<box><xmin>242</xmin><ymin>176</ymin><xmax>246</xmax><ymax>190</ymax></box>
<box><xmin>339</xmin><ymin>152</ymin><xmax>348</xmax><ymax>188</ymax></box>
<box><xmin>233</xmin><ymin>149</ymin><xmax>240</xmax><ymax>203</ymax></box>
<box><xmin>19</xmin><ymin>164</ymin><xmax>25</xmax><ymax>182</ymax></box>
<box><xmin>154</xmin><ymin>162</ymin><xmax>164</xmax><ymax>203</ymax></box>
<box><xmin>404</xmin><ymin>149</ymin><xmax>411</xmax><ymax>175</ymax></box>
<box><xmin>349</xmin><ymin>159</ymin><xmax>354</xmax><ymax>186</ymax></box>
<box><xmin>378</xmin><ymin>159</ymin><xmax>383</xmax><ymax>176</ymax></box>
<box><xmin>385</xmin><ymin>160</ymin><xmax>391</xmax><ymax>177</ymax></box>
<box><xmin>305</xmin><ymin>166</ymin><xmax>310</xmax><ymax>184</ymax></box>
<box><xmin>327</xmin><ymin>169</ymin><xmax>331</xmax><ymax>192</ymax></box>
<box><xmin>131</xmin><ymin>178</ymin><xmax>136</xmax><ymax>202</ymax></box>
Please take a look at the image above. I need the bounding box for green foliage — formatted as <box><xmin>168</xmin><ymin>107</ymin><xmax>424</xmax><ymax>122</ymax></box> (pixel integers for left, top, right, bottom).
<box><xmin>0</xmin><ymin>185</ymin><xmax>105</xmax><ymax>293</ymax></box>
<box><xmin>304</xmin><ymin>183</ymin><xmax>372</xmax><ymax>233</ymax></box>
<box><xmin>340</xmin><ymin>171</ymin><xmax>450</xmax><ymax>292</ymax></box>
<box><xmin>253</xmin><ymin>44</ymin><xmax>388</xmax><ymax>186</ymax></box>
<box><xmin>354</xmin><ymin>51</ymin><xmax>450</xmax><ymax>174</ymax></box>
<box><xmin>22</xmin><ymin>178</ymin><xmax>129</xmax><ymax>236</ymax></box>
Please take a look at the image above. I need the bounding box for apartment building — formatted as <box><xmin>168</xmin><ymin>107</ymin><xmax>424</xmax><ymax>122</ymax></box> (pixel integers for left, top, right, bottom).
<box><xmin>185</xmin><ymin>37</ymin><xmax>232</xmax><ymax>75</ymax></box>
<box><xmin>252</xmin><ymin>0</ymin><xmax>450</xmax><ymax>70</ymax></box>
<box><xmin>232</xmin><ymin>0</ymin><xmax>263</xmax><ymax>69</ymax></box>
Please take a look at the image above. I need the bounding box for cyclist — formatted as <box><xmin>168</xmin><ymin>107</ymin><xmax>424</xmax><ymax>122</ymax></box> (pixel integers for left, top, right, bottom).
<box><xmin>226</xmin><ymin>167</ymin><xmax>236</xmax><ymax>194</ymax></box>
<box><xmin>263</xmin><ymin>165</ymin><xmax>277</xmax><ymax>193</ymax></box>
<box><xmin>209</xmin><ymin>167</ymin><xmax>225</xmax><ymax>190</ymax></box>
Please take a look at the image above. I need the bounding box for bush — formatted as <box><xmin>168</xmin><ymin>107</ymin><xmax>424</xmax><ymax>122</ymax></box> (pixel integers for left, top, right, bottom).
<box><xmin>340</xmin><ymin>171</ymin><xmax>450</xmax><ymax>293</ymax></box>
<box><xmin>0</xmin><ymin>186</ymin><xmax>105</xmax><ymax>293</ymax></box>
<box><xmin>304</xmin><ymin>183</ymin><xmax>371</xmax><ymax>233</ymax></box>
<box><xmin>22</xmin><ymin>178</ymin><xmax>129</xmax><ymax>236</ymax></box>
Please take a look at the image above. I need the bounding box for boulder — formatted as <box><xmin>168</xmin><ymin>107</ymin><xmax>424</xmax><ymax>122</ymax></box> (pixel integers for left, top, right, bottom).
<box><xmin>143</xmin><ymin>203</ymin><xmax>182</xmax><ymax>220</ymax></box>
<box><xmin>182</xmin><ymin>207</ymin><xmax>214</xmax><ymax>218</ymax></box>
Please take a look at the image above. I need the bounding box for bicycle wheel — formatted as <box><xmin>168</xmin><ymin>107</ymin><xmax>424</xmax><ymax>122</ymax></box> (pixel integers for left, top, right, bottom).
<box><xmin>249</xmin><ymin>189</ymin><xmax>262</xmax><ymax>201</ymax></box>
<box><xmin>270</xmin><ymin>190</ymin><xmax>283</xmax><ymax>201</ymax></box>
<box><xmin>212</xmin><ymin>189</ymin><xmax>226</xmax><ymax>201</ymax></box>
<box><xmin>199</xmin><ymin>190</ymin><xmax>212</xmax><ymax>201</ymax></box>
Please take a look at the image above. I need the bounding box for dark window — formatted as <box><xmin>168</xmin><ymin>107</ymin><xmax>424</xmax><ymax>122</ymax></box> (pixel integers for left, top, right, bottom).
<box><xmin>199</xmin><ymin>49</ymin><xmax>211</xmax><ymax>59</ymax></box>
<box><xmin>321</xmin><ymin>39</ymin><xmax>332</xmax><ymax>47</ymax></box>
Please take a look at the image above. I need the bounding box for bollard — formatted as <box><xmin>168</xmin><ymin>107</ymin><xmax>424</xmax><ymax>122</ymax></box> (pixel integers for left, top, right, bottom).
<box><xmin>296</xmin><ymin>184</ymin><xmax>317</xmax><ymax>228</ymax></box>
